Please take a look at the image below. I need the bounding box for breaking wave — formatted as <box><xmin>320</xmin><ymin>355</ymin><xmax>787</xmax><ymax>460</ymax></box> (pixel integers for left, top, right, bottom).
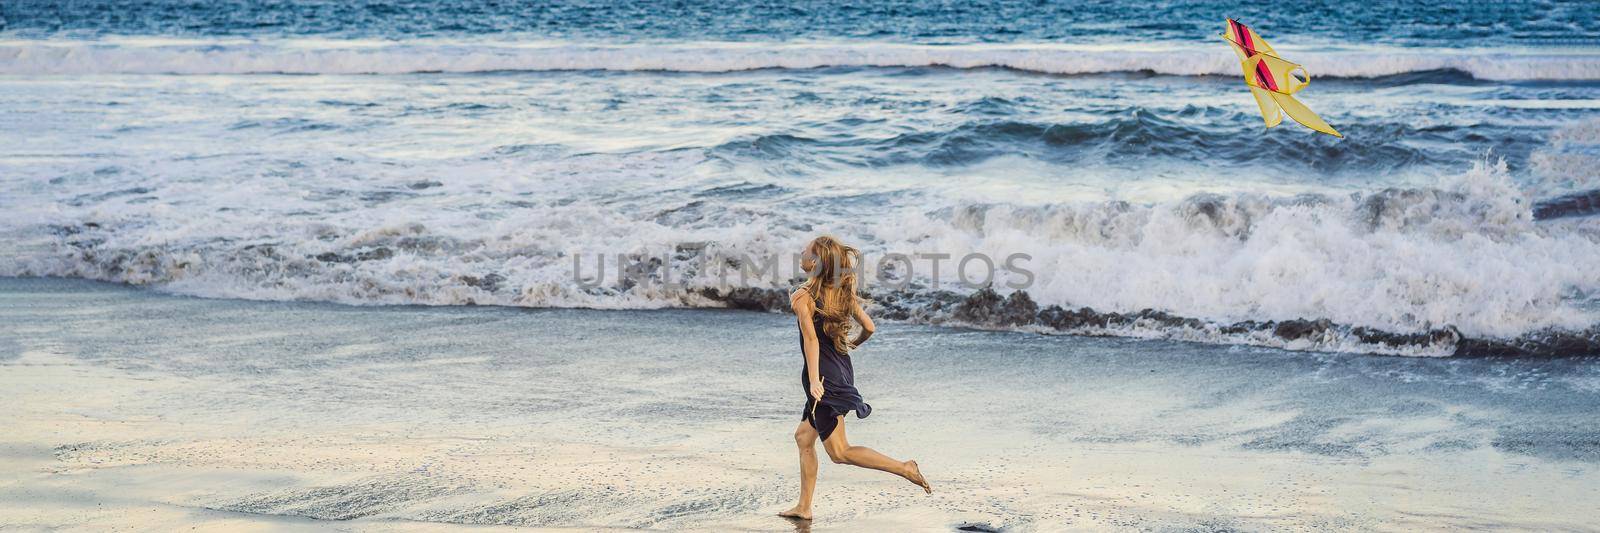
<box><xmin>6</xmin><ymin>157</ymin><xmax>1600</xmax><ymax>358</ymax></box>
<box><xmin>4</xmin><ymin>39</ymin><xmax>1600</xmax><ymax>80</ymax></box>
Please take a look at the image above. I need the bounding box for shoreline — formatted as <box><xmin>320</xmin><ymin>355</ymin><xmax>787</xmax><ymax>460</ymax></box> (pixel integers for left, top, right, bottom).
<box><xmin>4</xmin><ymin>277</ymin><xmax>1599</xmax><ymax>530</ymax></box>
<box><xmin>11</xmin><ymin>273</ymin><xmax>1599</xmax><ymax>359</ymax></box>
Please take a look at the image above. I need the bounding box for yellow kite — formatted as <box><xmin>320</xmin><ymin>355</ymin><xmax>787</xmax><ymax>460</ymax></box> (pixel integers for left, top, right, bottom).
<box><xmin>1221</xmin><ymin>19</ymin><xmax>1342</xmax><ymax>138</ymax></box>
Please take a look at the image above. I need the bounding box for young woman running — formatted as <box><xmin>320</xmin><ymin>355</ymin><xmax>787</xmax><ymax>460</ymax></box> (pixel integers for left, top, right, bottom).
<box><xmin>779</xmin><ymin>235</ymin><xmax>930</xmax><ymax>522</ymax></box>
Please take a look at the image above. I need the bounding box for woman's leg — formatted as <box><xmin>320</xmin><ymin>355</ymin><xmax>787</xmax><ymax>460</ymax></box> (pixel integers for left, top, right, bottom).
<box><xmin>779</xmin><ymin>421</ymin><xmax>819</xmax><ymax>520</ymax></box>
<box><xmin>820</xmin><ymin>415</ymin><xmax>931</xmax><ymax>493</ymax></box>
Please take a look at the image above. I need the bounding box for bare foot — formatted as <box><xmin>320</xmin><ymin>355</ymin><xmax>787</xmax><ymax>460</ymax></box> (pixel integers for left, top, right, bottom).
<box><xmin>778</xmin><ymin>505</ymin><xmax>813</xmax><ymax>521</ymax></box>
<box><xmin>903</xmin><ymin>460</ymin><xmax>931</xmax><ymax>493</ymax></box>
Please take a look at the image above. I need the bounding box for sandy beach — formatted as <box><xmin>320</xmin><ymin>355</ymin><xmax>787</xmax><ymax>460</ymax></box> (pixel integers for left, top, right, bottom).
<box><xmin>3</xmin><ymin>277</ymin><xmax>1597</xmax><ymax>531</ymax></box>
<box><xmin>5</xmin><ymin>0</ymin><xmax>1600</xmax><ymax>530</ymax></box>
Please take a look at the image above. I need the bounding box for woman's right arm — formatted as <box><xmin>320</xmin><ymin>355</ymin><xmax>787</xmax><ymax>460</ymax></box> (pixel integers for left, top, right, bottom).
<box><xmin>849</xmin><ymin>300</ymin><xmax>876</xmax><ymax>349</ymax></box>
<box><xmin>793</xmin><ymin>291</ymin><xmax>824</xmax><ymax>400</ymax></box>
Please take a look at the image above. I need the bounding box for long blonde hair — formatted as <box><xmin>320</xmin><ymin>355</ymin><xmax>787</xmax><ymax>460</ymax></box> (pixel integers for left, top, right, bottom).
<box><xmin>802</xmin><ymin>235</ymin><xmax>860</xmax><ymax>354</ymax></box>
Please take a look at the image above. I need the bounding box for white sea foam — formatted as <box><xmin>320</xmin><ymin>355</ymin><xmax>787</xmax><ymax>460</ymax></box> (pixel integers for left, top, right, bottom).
<box><xmin>5</xmin><ymin>151</ymin><xmax>1599</xmax><ymax>351</ymax></box>
<box><xmin>3</xmin><ymin>39</ymin><xmax>1599</xmax><ymax>80</ymax></box>
<box><xmin>886</xmin><ymin>162</ymin><xmax>1600</xmax><ymax>340</ymax></box>
<box><xmin>1528</xmin><ymin>118</ymin><xmax>1600</xmax><ymax>198</ymax></box>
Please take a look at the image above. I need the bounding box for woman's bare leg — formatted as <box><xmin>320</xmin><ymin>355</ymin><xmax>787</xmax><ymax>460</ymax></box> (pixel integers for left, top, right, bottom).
<box><xmin>779</xmin><ymin>421</ymin><xmax>819</xmax><ymax>520</ymax></box>
<box><xmin>821</xmin><ymin>415</ymin><xmax>931</xmax><ymax>493</ymax></box>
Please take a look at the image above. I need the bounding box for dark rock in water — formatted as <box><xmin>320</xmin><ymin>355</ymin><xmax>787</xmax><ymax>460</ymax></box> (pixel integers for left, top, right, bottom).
<box><xmin>1129</xmin><ymin>308</ymin><xmax>1206</xmax><ymax>330</ymax></box>
<box><xmin>904</xmin><ymin>289</ymin><xmax>966</xmax><ymax>318</ymax></box>
<box><xmin>406</xmin><ymin>180</ymin><xmax>443</xmax><ymax>190</ymax></box>
<box><xmin>999</xmin><ymin>291</ymin><xmax>1039</xmax><ymax>326</ymax></box>
<box><xmin>1037</xmin><ymin>305</ymin><xmax>1107</xmax><ymax>331</ymax></box>
<box><xmin>834</xmin><ymin>284</ymin><xmax>1594</xmax><ymax>357</ymax></box>
<box><xmin>1036</xmin><ymin>305</ymin><xmax>1072</xmax><ymax>330</ymax></box>
<box><xmin>864</xmin><ymin>287</ymin><xmax>964</xmax><ymax>323</ymax></box>
<box><xmin>1347</xmin><ymin>325</ymin><xmax>1459</xmax><ymax>350</ymax></box>
<box><xmin>1453</xmin><ymin>338</ymin><xmax>1524</xmax><ymax>357</ymax></box>
<box><xmin>1102</xmin><ymin>311</ymin><xmax>1130</xmax><ymax>328</ymax></box>
<box><xmin>699</xmin><ymin>287</ymin><xmax>789</xmax><ymax>312</ymax></box>
<box><xmin>313</xmin><ymin>247</ymin><xmax>394</xmax><ymax>264</ymax></box>
<box><xmin>460</xmin><ymin>273</ymin><xmax>506</xmax><ymax>292</ymax></box>
<box><xmin>954</xmin><ymin>286</ymin><xmax>1037</xmax><ymax>327</ymax></box>
<box><xmin>1274</xmin><ymin>318</ymin><xmax>1334</xmax><ymax>341</ymax></box>
<box><xmin>1455</xmin><ymin>327</ymin><xmax>1600</xmax><ymax>358</ymax></box>
<box><xmin>1533</xmin><ymin>189</ymin><xmax>1600</xmax><ymax>220</ymax></box>
<box><xmin>870</xmin><ymin>291</ymin><xmax>914</xmax><ymax>321</ymax></box>
<box><xmin>1219</xmin><ymin>320</ymin><xmax>1264</xmax><ymax>335</ymax></box>
<box><xmin>656</xmin><ymin>281</ymin><xmax>1598</xmax><ymax>357</ymax></box>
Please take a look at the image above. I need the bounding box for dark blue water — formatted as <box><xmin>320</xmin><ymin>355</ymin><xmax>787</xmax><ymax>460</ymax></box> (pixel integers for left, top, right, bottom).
<box><xmin>4</xmin><ymin>0</ymin><xmax>1599</xmax><ymax>47</ymax></box>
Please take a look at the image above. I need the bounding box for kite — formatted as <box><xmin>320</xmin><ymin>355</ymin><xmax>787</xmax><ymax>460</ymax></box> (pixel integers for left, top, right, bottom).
<box><xmin>1221</xmin><ymin>19</ymin><xmax>1342</xmax><ymax>138</ymax></box>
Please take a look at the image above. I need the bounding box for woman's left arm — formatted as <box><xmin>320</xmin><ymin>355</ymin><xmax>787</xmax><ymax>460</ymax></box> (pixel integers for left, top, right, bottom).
<box><xmin>849</xmin><ymin>300</ymin><xmax>876</xmax><ymax>349</ymax></box>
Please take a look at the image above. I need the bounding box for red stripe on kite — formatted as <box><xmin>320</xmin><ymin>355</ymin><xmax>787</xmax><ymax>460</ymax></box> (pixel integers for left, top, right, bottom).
<box><xmin>1230</xmin><ymin>20</ymin><xmax>1278</xmax><ymax>91</ymax></box>
<box><xmin>1232</xmin><ymin>20</ymin><xmax>1254</xmax><ymax>54</ymax></box>
<box><xmin>1254</xmin><ymin>60</ymin><xmax>1278</xmax><ymax>91</ymax></box>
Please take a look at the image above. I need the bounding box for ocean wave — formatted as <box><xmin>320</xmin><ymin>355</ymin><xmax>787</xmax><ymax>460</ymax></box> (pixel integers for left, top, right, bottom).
<box><xmin>6</xmin><ymin>158</ymin><xmax>1600</xmax><ymax>357</ymax></box>
<box><xmin>4</xmin><ymin>39</ymin><xmax>1600</xmax><ymax>80</ymax></box>
<box><xmin>712</xmin><ymin>113</ymin><xmax>1462</xmax><ymax>172</ymax></box>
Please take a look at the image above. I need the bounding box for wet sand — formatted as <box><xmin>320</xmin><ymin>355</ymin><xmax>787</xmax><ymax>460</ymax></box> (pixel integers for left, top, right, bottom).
<box><xmin>2</xmin><ymin>277</ymin><xmax>1598</xmax><ymax>531</ymax></box>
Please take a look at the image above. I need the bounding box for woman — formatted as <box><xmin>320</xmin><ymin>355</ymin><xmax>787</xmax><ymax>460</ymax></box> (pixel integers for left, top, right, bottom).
<box><xmin>779</xmin><ymin>236</ymin><xmax>930</xmax><ymax>522</ymax></box>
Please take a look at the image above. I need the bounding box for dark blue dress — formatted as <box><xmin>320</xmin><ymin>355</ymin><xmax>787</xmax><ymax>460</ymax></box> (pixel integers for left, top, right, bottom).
<box><xmin>799</xmin><ymin>318</ymin><xmax>871</xmax><ymax>442</ymax></box>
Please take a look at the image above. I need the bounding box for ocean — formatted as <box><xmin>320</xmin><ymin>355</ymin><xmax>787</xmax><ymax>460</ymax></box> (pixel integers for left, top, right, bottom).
<box><xmin>4</xmin><ymin>0</ymin><xmax>1600</xmax><ymax>357</ymax></box>
<box><xmin>5</xmin><ymin>3</ymin><xmax>1600</xmax><ymax>530</ymax></box>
